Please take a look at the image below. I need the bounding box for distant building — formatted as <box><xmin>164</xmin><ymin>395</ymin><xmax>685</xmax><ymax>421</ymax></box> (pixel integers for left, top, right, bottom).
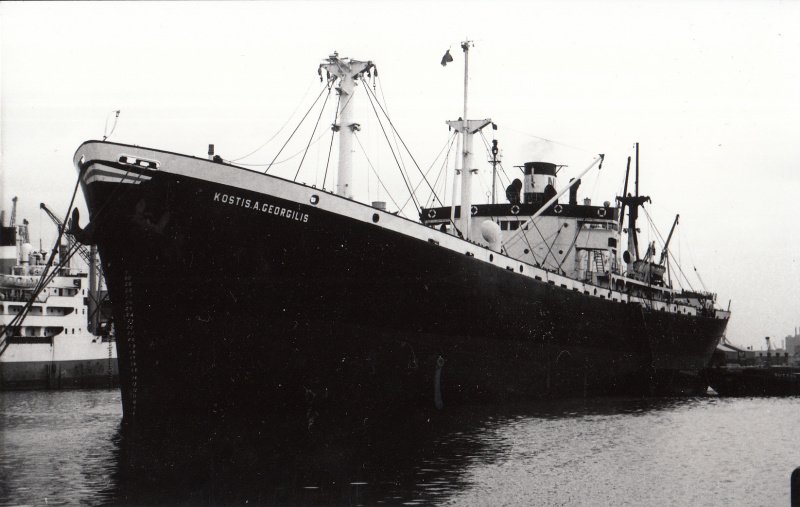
<box><xmin>711</xmin><ymin>339</ymin><xmax>790</xmax><ymax>367</ymax></box>
<box><xmin>753</xmin><ymin>348</ymin><xmax>789</xmax><ymax>366</ymax></box>
<box><xmin>785</xmin><ymin>328</ymin><xmax>800</xmax><ymax>357</ymax></box>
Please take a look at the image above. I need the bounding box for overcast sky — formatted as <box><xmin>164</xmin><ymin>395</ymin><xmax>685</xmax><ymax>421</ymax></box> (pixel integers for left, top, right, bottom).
<box><xmin>2</xmin><ymin>1</ymin><xmax>799</xmax><ymax>349</ymax></box>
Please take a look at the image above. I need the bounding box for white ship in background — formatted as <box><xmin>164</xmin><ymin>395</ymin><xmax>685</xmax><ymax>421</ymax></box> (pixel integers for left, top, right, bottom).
<box><xmin>0</xmin><ymin>197</ymin><xmax>118</xmax><ymax>389</ymax></box>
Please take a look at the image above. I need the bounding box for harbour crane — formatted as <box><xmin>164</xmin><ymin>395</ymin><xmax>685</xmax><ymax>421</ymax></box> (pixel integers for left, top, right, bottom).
<box><xmin>39</xmin><ymin>202</ymin><xmax>107</xmax><ymax>334</ymax></box>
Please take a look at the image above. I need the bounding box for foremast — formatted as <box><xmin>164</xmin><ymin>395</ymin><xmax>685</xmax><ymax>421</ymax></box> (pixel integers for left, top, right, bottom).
<box><xmin>319</xmin><ymin>53</ymin><xmax>375</xmax><ymax>200</ymax></box>
<box><xmin>446</xmin><ymin>41</ymin><xmax>492</xmax><ymax>240</ymax></box>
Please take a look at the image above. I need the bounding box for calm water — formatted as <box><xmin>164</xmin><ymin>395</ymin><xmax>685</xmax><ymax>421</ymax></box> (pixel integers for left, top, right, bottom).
<box><xmin>1</xmin><ymin>390</ymin><xmax>799</xmax><ymax>506</ymax></box>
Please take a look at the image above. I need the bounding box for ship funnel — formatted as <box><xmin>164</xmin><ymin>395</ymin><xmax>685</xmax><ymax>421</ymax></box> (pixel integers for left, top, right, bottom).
<box><xmin>523</xmin><ymin>162</ymin><xmax>558</xmax><ymax>206</ymax></box>
<box><xmin>568</xmin><ymin>178</ymin><xmax>581</xmax><ymax>205</ymax></box>
<box><xmin>21</xmin><ymin>243</ymin><xmax>33</xmax><ymax>264</ymax></box>
<box><xmin>372</xmin><ymin>201</ymin><xmax>386</xmax><ymax>211</ymax></box>
<box><xmin>0</xmin><ymin>217</ymin><xmax>16</xmax><ymax>275</ymax></box>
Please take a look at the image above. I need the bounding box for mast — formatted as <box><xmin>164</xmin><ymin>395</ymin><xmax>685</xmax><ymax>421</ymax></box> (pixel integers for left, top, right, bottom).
<box><xmin>616</xmin><ymin>142</ymin><xmax>650</xmax><ymax>272</ymax></box>
<box><xmin>446</xmin><ymin>41</ymin><xmax>491</xmax><ymax>241</ymax></box>
<box><xmin>319</xmin><ymin>53</ymin><xmax>375</xmax><ymax>200</ymax></box>
<box><xmin>619</xmin><ymin>156</ymin><xmax>630</xmax><ymax>230</ymax></box>
<box><xmin>490</xmin><ymin>140</ymin><xmax>499</xmax><ymax>205</ymax></box>
<box><xmin>449</xmin><ymin>133</ymin><xmax>462</xmax><ymax>231</ymax></box>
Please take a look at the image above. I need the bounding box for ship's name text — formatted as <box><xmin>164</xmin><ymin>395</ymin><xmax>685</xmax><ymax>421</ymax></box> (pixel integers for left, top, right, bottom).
<box><xmin>213</xmin><ymin>192</ymin><xmax>309</xmax><ymax>223</ymax></box>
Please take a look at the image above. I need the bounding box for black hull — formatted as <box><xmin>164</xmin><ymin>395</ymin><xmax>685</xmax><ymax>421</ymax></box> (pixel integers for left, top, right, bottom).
<box><xmin>76</xmin><ymin>142</ymin><xmax>728</xmax><ymax>423</ymax></box>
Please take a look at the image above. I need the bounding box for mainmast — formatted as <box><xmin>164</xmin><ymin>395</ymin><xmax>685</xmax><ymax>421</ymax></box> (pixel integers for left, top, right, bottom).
<box><xmin>446</xmin><ymin>41</ymin><xmax>491</xmax><ymax>240</ymax></box>
<box><xmin>319</xmin><ymin>53</ymin><xmax>375</xmax><ymax>199</ymax></box>
<box><xmin>616</xmin><ymin>142</ymin><xmax>650</xmax><ymax>273</ymax></box>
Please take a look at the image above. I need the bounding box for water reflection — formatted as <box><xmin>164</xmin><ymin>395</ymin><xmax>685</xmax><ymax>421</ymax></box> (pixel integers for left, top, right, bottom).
<box><xmin>108</xmin><ymin>410</ymin><xmax>483</xmax><ymax>505</ymax></box>
<box><xmin>104</xmin><ymin>396</ymin><xmax>707</xmax><ymax>505</ymax></box>
<box><xmin>4</xmin><ymin>392</ymin><xmax>793</xmax><ymax>506</ymax></box>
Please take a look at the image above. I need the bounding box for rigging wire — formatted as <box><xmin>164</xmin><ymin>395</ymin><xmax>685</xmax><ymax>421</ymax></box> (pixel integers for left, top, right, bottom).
<box><xmin>239</xmin><ymin>89</ymin><xmax>353</xmax><ymax>170</ymax></box>
<box><xmin>321</xmin><ymin>93</ymin><xmax>342</xmax><ymax>191</ymax></box>
<box><xmin>353</xmin><ymin>132</ymin><xmax>404</xmax><ymax>213</ymax></box>
<box><xmin>398</xmin><ymin>132</ymin><xmax>457</xmax><ymax>211</ymax></box>
<box><xmin>360</xmin><ymin>84</ymin><xmax>420</xmax><ymax>213</ymax></box>
<box><xmin>235</xmin><ymin>131</ymin><xmax>329</xmax><ymax>168</ymax></box>
<box><xmin>425</xmin><ymin>134</ymin><xmax>457</xmax><ymax>208</ymax></box>
<box><xmin>294</xmin><ymin>86</ymin><xmax>334</xmax><ymax>181</ymax></box>
<box><xmin>363</xmin><ymin>83</ymin><xmax>445</xmax><ymax>208</ymax></box>
<box><xmin>103</xmin><ymin>110</ymin><xmax>120</xmax><ymax>141</ymax></box>
<box><xmin>641</xmin><ymin>206</ymin><xmax>695</xmax><ymax>292</ymax></box>
<box><xmin>375</xmin><ymin>77</ymin><xmax>410</xmax><ymax>186</ymax></box>
<box><xmin>230</xmin><ymin>77</ymin><xmax>318</xmax><ymax>162</ymax></box>
<box><xmin>478</xmin><ymin>132</ymin><xmax>513</xmax><ymax>194</ymax></box>
<box><xmin>257</xmin><ymin>84</ymin><xmax>330</xmax><ymax>174</ymax></box>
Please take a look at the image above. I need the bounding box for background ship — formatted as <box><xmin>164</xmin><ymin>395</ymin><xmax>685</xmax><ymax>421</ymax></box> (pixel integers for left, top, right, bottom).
<box><xmin>0</xmin><ymin>197</ymin><xmax>118</xmax><ymax>389</ymax></box>
<box><xmin>73</xmin><ymin>46</ymin><xmax>729</xmax><ymax>424</ymax></box>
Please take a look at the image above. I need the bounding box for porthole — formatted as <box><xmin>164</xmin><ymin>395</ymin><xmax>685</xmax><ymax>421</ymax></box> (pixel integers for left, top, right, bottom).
<box><xmin>490</xmin><ymin>254</ymin><xmax>494</xmax><ymax>261</ymax></box>
<box><xmin>372</xmin><ymin>213</ymin><xmax>379</xmax><ymax>223</ymax></box>
<box><xmin>519</xmin><ymin>265</ymin><xmax>524</xmax><ymax>273</ymax></box>
<box><xmin>310</xmin><ymin>194</ymin><xmax>320</xmax><ymax>205</ymax></box>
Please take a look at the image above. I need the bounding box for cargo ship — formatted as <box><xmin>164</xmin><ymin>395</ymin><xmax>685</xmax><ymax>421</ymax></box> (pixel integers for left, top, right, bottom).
<box><xmin>72</xmin><ymin>45</ymin><xmax>729</xmax><ymax>423</ymax></box>
<box><xmin>0</xmin><ymin>199</ymin><xmax>118</xmax><ymax>389</ymax></box>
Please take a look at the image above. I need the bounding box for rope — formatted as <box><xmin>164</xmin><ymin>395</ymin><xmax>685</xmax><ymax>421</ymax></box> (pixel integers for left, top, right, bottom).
<box><xmin>102</xmin><ymin>110</ymin><xmax>120</xmax><ymax>141</ymax></box>
<box><xmin>361</xmin><ymin>84</ymin><xmax>420</xmax><ymax>213</ymax></box>
<box><xmin>642</xmin><ymin>207</ymin><xmax>695</xmax><ymax>292</ymax></box>
<box><xmin>399</xmin><ymin>132</ymin><xmax>456</xmax><ymax>211</ymax></box>
<box><xmin>425</xmin><ymin>134</ymin><xmax>458</xmax><ymax>208</ymax></box>
<box><xmin>353</xmin><ymin>132</ymin><xmax>404</xmax><ymax>214</ymax></box>
<box><xmin>294</xmin><ymin>85</ymin><xmax>333</xmax><ymax>181</ymax></box>
<box><xmin>375</xmin><ymin>77</ymin><xmax>410</xmax><ymax>186</ymax></box>
<box><xmin>230</xmin><ymin>78</ymin><xmax>317</xmax><ymax>162</ymax></box>
<box><xmin>556</xmin><ymin>226</ymin><xmax>583</xmax><ymax>273</ymax></box>
<box><xmin>261</xmin><ymin>84</ymin><xmax>329</xmax><ymax>174</ymax></box>
<box><xmin>363</xmin><ymin>84</ymin><xmax>444</xmax><ymax>208</ymax></box>
<box><xmin>236</xmin><ymin>131</ymin><xmax>328</xmax><ymax>168</ymax></box>
<box><xmin>322</xmin><ymin>93</ymin><xmax>342</xmax><ymax>191</ymax></box>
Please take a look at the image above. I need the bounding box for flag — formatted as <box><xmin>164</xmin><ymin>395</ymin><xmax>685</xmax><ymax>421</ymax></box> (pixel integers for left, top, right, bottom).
<box><xmin>440</xmin><ymin>49</ymin><xmax>453</xmax><ymax>66</ymax></box>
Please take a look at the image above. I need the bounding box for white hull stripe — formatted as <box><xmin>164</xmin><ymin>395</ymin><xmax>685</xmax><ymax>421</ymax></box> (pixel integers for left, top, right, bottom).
<box><xmin>73</xmin><ymin>142</ymin><xmax>728</xmax><ymax>320</ymax></box>
<box><xmin>84</xmin><ymin>166</ymin><xmax>152</xmax><ymax>185</ymax></box>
